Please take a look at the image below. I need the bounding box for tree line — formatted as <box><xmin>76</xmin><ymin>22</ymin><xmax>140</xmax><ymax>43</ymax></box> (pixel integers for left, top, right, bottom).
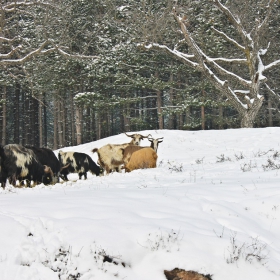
<box><xmin>0</xmin><ymin>0</ymin><xmax>279</xmax><ymax>149</ymax></box>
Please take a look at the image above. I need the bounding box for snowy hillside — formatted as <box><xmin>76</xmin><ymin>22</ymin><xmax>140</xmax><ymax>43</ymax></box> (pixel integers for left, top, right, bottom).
<box><xmin>0</xmin><ymin>128</ymin><xmax>280</xmax><ymax>280</ymax></box>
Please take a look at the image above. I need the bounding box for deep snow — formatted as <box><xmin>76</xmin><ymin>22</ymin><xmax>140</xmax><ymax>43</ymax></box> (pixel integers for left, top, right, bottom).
<box><xmin>0</xmin><ymin>128</ymin><xmax>280</xmax><ymax>280</ymax></box>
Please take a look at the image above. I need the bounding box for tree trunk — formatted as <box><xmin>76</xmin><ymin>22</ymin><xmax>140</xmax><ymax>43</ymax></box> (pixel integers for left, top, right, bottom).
<box><xmin>240</xmin><ymin>96</ymin><xmax>264</xmax><ymax>128</ymax></box>
<box><xmin>155</xmin><ymin>71</ymin><xmax>164</xmax><ymax>130</ymax></box>
<box><xmin>43</xmin><ymin>92</ymin><xmax>48</xmax><ymax>147</ymax></box>
<box><xmin>70</xmin><ymin>93</ymin><xmax>75</xmax><ymax>146</ymax></box>
<box><xmin>75</xmin><ymin>106</ymin><xmax>82</xmax><ymax>145</ymax></box>
<box><xmin>267</xmin><ymin>96</ymin><xmax>273</xmax><ymax>127</ymax></box>
<box><xmin>201</xmin><ymin>105</ymin><xmax>205</xmax><ymax>130</ymax></box>
<box><xmin>123</xmin><ymin>105</ymin><xmax>130</xmax><ymax>132</ymax></box>
<box><xmin>168</xmin><ymin>68</ymin><xmax>174</xmax><ymax>129</ymax></box>
<box><xmin>39</xmin><ymin>94</ymin><xmax>43</xmax><ymax>147</ymax></box>
<box><xmin>57</xmin><ymin>100</ymin><xmax>63</xmax><ymax>148</ymax></box>
<box><xmin>26</xmin><ymin>93</ymin><xmax>32</xmax><ymax>145</ymax></box>
<box><xmin>219</xmin><ymin>104</ymin><xmax>224</xmax><ymax>129</ymax></box>
<box><xmin>95</xmin><ymin>111</ymin><xmax>101</xmax><ymax>140</ymax></box>
<box><xmin>2</xmin><ymin>86</ymin><xmax>7</xmax><ymax>145</ymax></box>
<box><xmin>61</xmin><ymin>98</ymin><xmax>66</xmax><ymax>146</ymax></box>
<box><xmin>14</xmin><ymin>83</ymin><xmax>20</xmax><ymax>143</ymax></box>
<box><xmin>53</xmin><ymin>97</ymin><xmax>58</xmax><ymax>150</ymax></box>
<box><xmin>185</xmin><ymin>106</ymin><xmax>191</xmax><ymax>129</ymax></box>
<box><xmin>156</xmin><ymin>89</ymin><xmax>164</xmax><ymax>129</ymax></box>
<box><xmin>32</xmin><ymin>96</ymin><xmax>39</xmax><ymax>146</ymax></box>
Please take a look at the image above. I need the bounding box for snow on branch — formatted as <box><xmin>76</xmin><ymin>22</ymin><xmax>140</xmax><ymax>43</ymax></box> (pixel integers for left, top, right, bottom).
<box><xmin>211</xmin><ymin>0</ymin><xmax>249</xmax><ymax>44</ymax></box>
<box><xmin>0</xmin><ymin>41</ymin><xmax>99</xmax><ymax>65</ymax></box>
<box><xmin>0</xmin><ymin>41</ymin><xmax>51</xmax><ymax>65</ymax></box>
<box><xmin>139</xmin><ymin>43</ymin><xmax>199</xmax><ymax>69</ymax></box>
<box><xmin>211</xmin><ymin>57</ymin><xmax>247</xmax><ymax>64</ymax></box>
<box><xmin>173</xmin><ymin>9</ymin><xmax>251</xmax><ymax>88</ymax></box>
<box><xmin>55</xmin><ymin>48</ymin><xmax>98</xmax><ymax>60</ymax></box>
<box><xmin>204</xmin><ymin>55</ymin><xmax>251</xmax><ymax>87</ymax></box>
<box><xmin>211</xmin><ymin>26</ymin><xmax>245</xmax><ymax>51</ymax></box>
<box><xmin>3</xmin><ymin>1</ymin><xmax>57</xmax><ymax>12</ymax></box>
<box><xmin>0</xmin><ymin>36</ymin><xmax>19</xmax><ymax>43</ymax></box>
<box><xmin>265</xmin><ymin>83</ymin><xmax>279</xmax><ymax>97</ymax></box>
<box><xmin>0</xmin><ymin>46</ymin><xmax>22</xmax><ymax>59</ymax></box>
<box><xmin>254</xmin><ymin>0</ymin><xmax>276</xmax><ymax>37</ymax></box>
<box><xmin>264</xmin><ymin>59</ymin><xmax>280</xmax><ymax>72</ymax></box>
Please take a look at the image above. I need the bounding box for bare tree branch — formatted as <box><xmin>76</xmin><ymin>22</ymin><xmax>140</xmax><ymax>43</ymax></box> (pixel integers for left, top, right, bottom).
<box><xmin>3</xmin><ymin>1</ymin><xmax>57</xmax><ymax>13</ymax></box>
<box><xmin>0</xmin><ymin>46</ymin><xmax>22</xmax><ymax>59</ymax></box>
<box><xmin>0</xmin><ymin>41</ymin><xmax>99</xmax><ymax>66</ymax></box>
<box><xmin>211</xmin><ymin>26</ymin><xmax>245</xmax><ymax>51</ymax></box>
<box><xmin>139</xmin><ymin>42</ymin><xmax>199</xmax><ymax>69</ymax></box>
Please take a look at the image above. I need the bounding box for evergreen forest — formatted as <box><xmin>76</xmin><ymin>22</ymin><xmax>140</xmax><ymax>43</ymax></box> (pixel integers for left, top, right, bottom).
<box><xmin>1</xmin><ymin>0</ymin><xmax>280</xmax><ymax>148</ymax></box>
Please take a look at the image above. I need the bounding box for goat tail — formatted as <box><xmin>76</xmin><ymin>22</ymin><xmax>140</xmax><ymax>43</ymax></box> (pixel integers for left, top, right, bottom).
<box><xmin>92</xmin><ymin>148</ymin><xmax>98</xmax><ymax>154</ymax></box>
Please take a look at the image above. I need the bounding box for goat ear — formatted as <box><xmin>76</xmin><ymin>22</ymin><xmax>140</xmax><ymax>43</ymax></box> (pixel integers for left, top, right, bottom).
<box><xmin>158</xmin><ymin>140</ymin><xmax>163</xmax><ymax>143</ymax></box>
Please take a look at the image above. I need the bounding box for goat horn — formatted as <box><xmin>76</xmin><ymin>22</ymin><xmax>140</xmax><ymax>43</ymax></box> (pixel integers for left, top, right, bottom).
<box><xmin>125</xmin><ymin>132</ymin><xmax>133</xmax><ymax>138</ymax></box>
<box><xmin>60</xmin><ymin>163</ymin><xmax>70</xmax><ymax>171</ymax></box>
<box><xmin>142</xmin><ymin>134</ymin><xmax>152</xmax><ymax>138</ymax></box>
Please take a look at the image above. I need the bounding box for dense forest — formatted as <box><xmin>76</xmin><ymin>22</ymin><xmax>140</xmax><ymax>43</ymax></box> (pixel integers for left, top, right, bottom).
<box><xmin>0</xmin><ymin>0</ymin><xmax>279</xmax><ymax>149</ymax></box>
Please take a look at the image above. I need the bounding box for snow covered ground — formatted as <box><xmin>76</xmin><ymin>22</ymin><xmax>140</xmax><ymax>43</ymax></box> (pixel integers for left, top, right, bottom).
<box><xmin>0</xmin><ymin>128</ymin><xmax>280</xmax><ymax>280</ymax></box>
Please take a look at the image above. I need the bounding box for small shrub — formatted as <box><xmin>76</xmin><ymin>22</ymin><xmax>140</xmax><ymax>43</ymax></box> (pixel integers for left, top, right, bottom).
<box><xmin>273</xmin><ymin>151</ymin><xmax>280</xmax><ymax>159</ymax></box>
<box><xmin>216</xmin><ymin>154</ymin><xmax>231</xmax><ymax>163</ymax></box>
<box><xmin>141</xmin><ymin>229</ymin><xmax>183</xmax><ymax>252</ymax></box>
<box><xmin>225</xmin><ymin>232</ymin><xmax>268</xmax><ymax>265</ymax></box>
<box><xmin>253</xmin><ymin>149</ymin><xmax>274</xmax><ymax>157</ymax></box>
<box><xmin>240</xmin><ymin>161</ymin><xmax>257</xmax><ymax>172</ymax></box>
<box><xmin>234</xmin><ymin>152</ymin><xmax>245</xmax><ymax>161</ymax></box>
<box><xmin>262</xmin><ymin>159</ymin><xmax>280</xmax><ymax>171</ymax></box>
<box><xmin>195</xmin><ymin>157</ymin><xmax>205</xmax><ymax>164</ymax></box>
<box><xmin>167</xmin><ymin>161</ymin><xmax>183</xmax><ymax>172</ymax></box>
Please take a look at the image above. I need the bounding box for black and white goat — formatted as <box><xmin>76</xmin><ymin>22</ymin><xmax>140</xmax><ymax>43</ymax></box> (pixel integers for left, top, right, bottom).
<box><xmin>59</xmin><ymin>151</ymin><xmax>102</xmax><ymax>181</ymax></box>
<box><xmin>0</xmin><ymin>144</ymin><xmax>54</xmax><ymax>188</ymax></box>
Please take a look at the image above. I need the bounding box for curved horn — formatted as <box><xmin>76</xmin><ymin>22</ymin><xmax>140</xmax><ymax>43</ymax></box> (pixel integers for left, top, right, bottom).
<box><xmin>60</xmin><ymin>163</ymin><xmax>70</xmax><ymax>172</ymax></box>
<box><xmin>125</xmin><ymin>132</ymin><xmax>134</xmax><ymax>138</ymax></box>
<box><xmin>141</xmin><ymin>133</ymin><xmax>152</xmax><ymax>139</ymax></box>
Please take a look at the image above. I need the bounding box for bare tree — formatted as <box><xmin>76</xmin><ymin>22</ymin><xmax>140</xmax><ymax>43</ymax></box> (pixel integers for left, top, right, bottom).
<box><xmin>141</xmin><ymin>0</ymin><xmax>280</xmax><ymax>128</ymax></box>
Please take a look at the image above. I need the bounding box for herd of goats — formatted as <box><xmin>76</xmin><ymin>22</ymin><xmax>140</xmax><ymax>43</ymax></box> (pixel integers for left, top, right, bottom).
<box><xmin>0</xmin><ymin>132</ymin><xmax>164</xmax><ymax>189</ymax></box>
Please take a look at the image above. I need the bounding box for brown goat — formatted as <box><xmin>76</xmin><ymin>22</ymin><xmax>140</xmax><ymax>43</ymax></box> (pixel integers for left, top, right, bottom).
<box><xmin>92</xmin><ymin>133</ymin><xmax>150</xmax><ymax>174</ymax></box>
<box><xmin>123</xmin><ymin>147</ymin><xmax>158</xmax><ymax>173</ymax></box>
<box><xmin>122</xmin><ymin>136</ymin><xmax>163</xmax><ymax>165</ymax></box>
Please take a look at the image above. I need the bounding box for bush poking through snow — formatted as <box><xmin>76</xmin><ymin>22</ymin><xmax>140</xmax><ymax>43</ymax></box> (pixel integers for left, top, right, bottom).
<box><xmin>195</xmin><ymin>157</ymin><xmax>205</xmax><ymax>164</ymax></box>
<box><xmin>167</xmin><ymin>161</ymin><xmax>183</xmax><ymax>173</ymax></box>
<box><xmin>253</xmin><ymin>149</ymin><xmax>274</xmax><ymax>157</ymax></box>
<box><xmin>262</xmin><ymin>159</ymin><xmax>280</xmax><ymax>171</ymax></box>
<box><xmin>225</xmin><ymin>232</ymin><xmax>268</xmax><ymax>265</ymax></box>
<box><xmin>240</xmin><ymin>161</ymin><xmax>257</xmax><ymax>172</ymax></box>
<box><xmin>272</xmin><ymin>151</ymin><xmax>280</xmax><ymax>159</ymax></box>
<box><xmin>216</xmin><ymin>154</ymin><xmax>231</xmax><ymax>163</ymax></box>
<box><xmin>234</xmin><ymin>152</ymin><xmax>245</xmax><ymax>161</ymax></box>
<box><xmin>92</xmin><ymin>247</ymin><xmax>128</xmax><ymax>269</ymax></box>
<box><xmin>140</xmin><ymin>229</ymin><xmax>183</xmax><ymax>252</ymax></box>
